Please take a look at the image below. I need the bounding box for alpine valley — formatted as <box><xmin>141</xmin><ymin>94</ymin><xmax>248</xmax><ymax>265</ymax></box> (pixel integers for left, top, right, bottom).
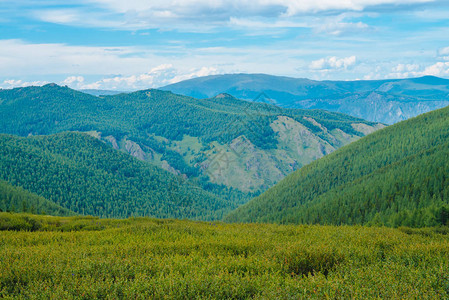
<box><xmin>0</xmin><ymin>83</ymin><xmax>383</xmax><ymax>219</ymax></box>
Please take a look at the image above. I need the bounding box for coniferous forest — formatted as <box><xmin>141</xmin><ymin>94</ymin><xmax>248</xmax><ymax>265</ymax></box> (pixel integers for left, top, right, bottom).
<box><xmin>225</xmin><ymin>104</ymin><xmax>449</xmax><ymax>227</ymax></box>
<box><xmin>0</xmin><ymin>132</ymin><xmax>242</xmax><ymax>220</ymax></box>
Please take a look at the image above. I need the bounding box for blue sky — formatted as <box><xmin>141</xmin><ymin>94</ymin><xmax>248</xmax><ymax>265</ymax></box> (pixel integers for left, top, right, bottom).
<box><xmin>1</xmin><ymin>0</ymin><xmax>449</xmax><ymax>90</ymax></box>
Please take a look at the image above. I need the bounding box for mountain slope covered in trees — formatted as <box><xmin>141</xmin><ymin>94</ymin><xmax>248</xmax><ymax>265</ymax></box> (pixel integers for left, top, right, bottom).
<box><xmin>162</xmin><ymin>74</ymin><xmax>449</xmax><ymax>124</ymax></box>
<box><xmin>225</xmin><ymin>105</ymin><xmax>449</xmax><ymax>227</ymax></box>
<box><xmin>0</xmin><ymin>132</ymin><xmax>241</xmax><ymax>220</ymax></box>
<box><xmin>0</xmin><ymin>84</ymin><xmax>383</xmax><ymax>193</ymax></box>
<box><xmin>0</xmin><ymin>180</ymin><xmax>74</xmax><ymax>216</ymax></box>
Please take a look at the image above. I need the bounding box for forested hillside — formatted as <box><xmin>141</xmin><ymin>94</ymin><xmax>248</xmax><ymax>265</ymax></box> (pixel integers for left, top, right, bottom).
<box><xmin>0</xmin><ymin>84</ymin><xmax>382</xmax><ymax>193</ymax></box>
<box><xmin>162</xmin><ymin>74</ymin><xmax>449</xmax><ymax>124</ymax></box>
<box><xmin>0</xmin><ymin>132</ymin><xmax>241</xmax><ymax>220</ymax></box>
<box><xmin>225</xmin><ymin>105</ymin><xmax>449</xmax><ymax>227</ymax></box>
<box><xmin>0</xmin><ymin>180</ymin><xmax>74</xmax><ymax>216</ymax></box>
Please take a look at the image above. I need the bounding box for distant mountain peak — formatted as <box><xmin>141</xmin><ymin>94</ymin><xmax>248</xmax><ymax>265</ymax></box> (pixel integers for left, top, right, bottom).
<box><xmin>213</xmin><ymin>93</ymin><xmax>235</xmax><ymax>99</ymax></box>
<box><xmin>43</xmin><ymin>83</ymin><xmax>61</xmax><ymax>88</ymax></box>
<box><xmin>409</xmin><ymin>75</ymin><xmax>449</xmax><ymax>85</ymax></box>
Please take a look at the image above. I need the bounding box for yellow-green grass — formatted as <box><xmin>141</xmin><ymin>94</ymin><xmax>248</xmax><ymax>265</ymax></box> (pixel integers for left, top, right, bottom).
<box><xmin>1</xmin><ymin>212</ymin><xmax>448</xmax><ymax>299</ymax></box>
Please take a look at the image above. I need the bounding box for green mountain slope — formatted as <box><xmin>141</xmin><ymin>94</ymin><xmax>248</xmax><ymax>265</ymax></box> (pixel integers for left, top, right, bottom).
<box><xmin>225</xmin><ymin>105</ymin><xmax>449</xmax><ymax>227</ymax></box>
<box><xmin>0</xmin><ymin>84</ymin><xmax>383</xmax><ymax>193</ymax></box>
<box><xmin>0</xmin><ymin>132</ymin><xmax>238</xmax><ymax>220</ymax></box>
<box><xmin>0</xmin><ymin>180</ymin><xmax>74</xmax><ymax>216</ymax></box>
<box><xmin>162</xmin><ymin>74</ymin><xmax>449</xmax><ymax>124</ymax></box>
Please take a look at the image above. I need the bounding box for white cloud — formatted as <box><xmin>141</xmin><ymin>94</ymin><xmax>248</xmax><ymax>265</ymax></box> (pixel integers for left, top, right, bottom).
<box><xmin>62</xmin><ymin>76</ymin><xmax>85</xmax><ymax>87</ymax></box>
<box><xmin>39</xmin><ymin>9</ymin><xmax>79</xmax><ymax>24</ymax></box>
<box><xmin>422</xmin><ymin>62</ymin><xmax>449</xmax><ymax>77</ymax></box>
<box><xmin>29</xmin><ymin>0</ymin><xmax>435</xmax><ymax>30</ymax></box>
<box><xmin>229</xmin><ymin>17</ymin><xmax>308</xmax><ymax>29</ymax></box>
<box><xmin>0</xmin><ymin>79</ymin><xmax>49</xmax><ymax>89</ymax></box>
<box><xmin>280</xmin><ymin>0</ymin><xmax>433</xmax><ymax>15</ymax></box>
<box><xmin>35</xmin><ymin>8</ymin><xmax>130</xmax><ymax>29</ymax></box>
<box><xmin>388</xmin><ymin>61</ymin><xmax>449</xmax><ymax>78</ymax></box>
<box><xmin>413</xmin><ymin>8</ymin><xmax>449</xmax><ymax>21</ymax></box>
<box><xmin>438</xmin><ymin>46</ymin><xmax>449</xmax><ymax>56</ymax></box>
<box><xmin>310</xmin><ymin>56</ymin><xmax>357</xmax><ymax>71</ymax></box>
<box><xmin>1</xmin><ymin>62</ymin><xmax>218</xmax><ymax>90</ymax></box>
<box><xmin>392</xmin><ymin>64</ymin><xmax>419</xmax><ymax>73</ymax></box>
<box><xmin>388</xmin><ymin>63</ymin><xmax>421</xmax><ymax>78</ymax></box>
<box><xmin>317</xmin><ymin>20</ymin><xmax>369</xmax><ymax>36</ymax></box>
<box><xmin>80</xmin><ymin>64</ymin><xmax>175</xmax><ymax>90</ymax></box>
<box><xmin>229</xmin><ymin>13</ymin><xmax>371</xmax><ymax>36</ymax></box>
<box><xmin>78</xmin><ymin>65</ymin><xmax>219</xmax><ymax>90</ymax></box>
<box><xmin>90</xmin><ymin>0</ymin><xmax>434</xmax><ymax>16</ymax></box>
<box><xmin>312</xmin><ymin>13</ymin><xmax>371</xmax><ymax>36</ymax></box>
<box><xmin>168</xmin><ymin>67</ymin><xmax>218</xmax><ymax>84</ymax></box>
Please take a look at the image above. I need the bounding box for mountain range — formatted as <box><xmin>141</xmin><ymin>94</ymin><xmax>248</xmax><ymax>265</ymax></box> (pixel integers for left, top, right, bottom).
<box><xmin>162</xmin><ymin>74</ymin><xmax>449</xmax><ymax>124</ymax></box>
<box><xmin>0</xmin><ymin>84</ymin><xmax>381</xmax><ymax>195</ymax></box>
<box><xmin>2</xmin><ymin>78</ymin><xmax>448</xmax><ymax>227</ymax></box>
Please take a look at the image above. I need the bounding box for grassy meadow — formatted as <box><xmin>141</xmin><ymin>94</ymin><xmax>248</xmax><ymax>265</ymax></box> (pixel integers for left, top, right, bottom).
<box><xmin>1</xmin><ymin>212</ymin><xmax>449</xmax><ymax>299</ymax></box>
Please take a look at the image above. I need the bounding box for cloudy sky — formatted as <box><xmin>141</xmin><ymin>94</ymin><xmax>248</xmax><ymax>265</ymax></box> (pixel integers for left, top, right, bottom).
<box><xmin>1</xmin><ymin>0</ymin><xmax>449</xmax><ymax>90</ymax></box>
